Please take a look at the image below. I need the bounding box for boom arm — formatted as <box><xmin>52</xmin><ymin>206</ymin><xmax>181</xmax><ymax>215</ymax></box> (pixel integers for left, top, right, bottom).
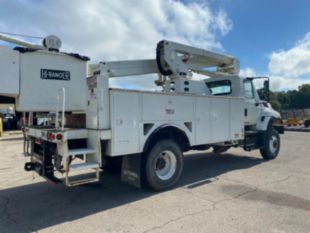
<box><xmin>0</xmin><ymin>33</ymin><xmax>62</xmax><ymax>51</ymax></box>
<box><xmin>156</xmin><ymin>40</ymin><xmax>240</xmax><ymax>78</ymax></box>
<box><xmin>0</xmin><ymin>34</ymin><xmax>44</xmax><ymax>49</ymax></box>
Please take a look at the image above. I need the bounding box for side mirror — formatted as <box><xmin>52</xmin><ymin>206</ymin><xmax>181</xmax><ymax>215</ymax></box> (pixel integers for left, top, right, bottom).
<box><xmin>263</xmin><ymin>79</ymin><xmax>270</xmax><ymax>102</ymax></box>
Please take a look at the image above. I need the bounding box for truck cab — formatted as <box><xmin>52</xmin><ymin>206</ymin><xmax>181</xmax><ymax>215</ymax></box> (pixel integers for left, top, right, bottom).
<box><xmin>204</xmin><ymin>76</ymin><xmax>282</xmax><ymax>129</ymax></box>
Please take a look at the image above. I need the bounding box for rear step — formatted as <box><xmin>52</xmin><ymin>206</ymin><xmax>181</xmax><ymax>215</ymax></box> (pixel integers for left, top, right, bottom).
<box><xmin>65</xmin><ymin>147</ymin><xmax>100</xmax><ymax>187</ymax></box>
<box><xmin>68</xmin><ymin>148</ymin><xmax>96</xmax><ymax>156</ymax></box>
<box><xmin>70</xmin><ymin>162</ymin><xmax>99</xmax><ymax>170</ymax></box>
<box><xmin>65</xmin><ymin>176</ymin><xmax>100</xmax><ymax>187</ymax></box>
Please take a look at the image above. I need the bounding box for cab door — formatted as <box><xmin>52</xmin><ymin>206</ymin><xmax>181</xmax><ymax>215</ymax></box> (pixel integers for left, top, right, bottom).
<box><xmin>243</xmin><ymin>79</ymin><xmax>261</xmax><ymax>126</ymax></box>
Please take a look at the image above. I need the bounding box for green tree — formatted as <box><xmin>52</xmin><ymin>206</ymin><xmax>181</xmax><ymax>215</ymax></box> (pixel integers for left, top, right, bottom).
<box><xmin>297</xmin><ymin>84</ymin><xmax>310</xmax><ymax>109</ymax></box>
<box><xmin>258</xmin><ymin>83</ymin><xmax>310</xmax><ymax>110</ymax></box>
<box><xmin>282</xmin><ymin>85</ymin><xmax>310</xmax><ymax>109</ymax></box>
<box><xmin>269</xmin><ymin>91</ymin><xmax>282</xmax><ymax>111</ymax></box>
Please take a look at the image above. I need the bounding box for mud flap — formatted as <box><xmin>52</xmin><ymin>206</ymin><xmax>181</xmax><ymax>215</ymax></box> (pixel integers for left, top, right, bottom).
<box><xmin>121</xmin><ymin>154</ymin><xmax>141</xmax><ymax>188</ymax></box>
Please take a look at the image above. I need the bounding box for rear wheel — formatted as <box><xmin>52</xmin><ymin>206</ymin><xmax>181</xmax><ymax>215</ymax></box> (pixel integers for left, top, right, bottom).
<box><xmin>260</xmin><ymin>129</ymin><xmax>280</xmax><ymax>160</ymax></box>
<box><xmin>145</xmin><ymin>139</ymin><xmax>183</xmax><ymax>191</ymax></box>
<box><xmin>305</xmin><ymin>119</ymin><xmax>310</xmax><ymax>128</ymax></box>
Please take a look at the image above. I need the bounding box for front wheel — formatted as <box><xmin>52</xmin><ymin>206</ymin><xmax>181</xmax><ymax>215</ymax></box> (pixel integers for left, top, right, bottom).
<box><xmin>260</xmin><ymin>129</ymin><xmax>280</xmax><ymax>160</ymax></box>
<box><xmin>145</xmin><ymin>139</ymin><xmax>183</xmax><ymax>191</ymax></box>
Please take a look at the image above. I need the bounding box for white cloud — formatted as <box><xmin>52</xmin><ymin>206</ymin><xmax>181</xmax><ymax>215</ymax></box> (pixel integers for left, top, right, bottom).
<box><xmin>266</xmin><ymin>32</ymin><xmax>310</xmax><ymax>91</ymax></box>
<box><xmin>0</xmin><ymin>0</ymin><xmax>232</xmax><ymax>89</ymax></box>
<box><xmin>213</xmin><ymin>10</ymin><xmax>232</xmax><ymax>36</ymax></box>
<box><xmin>268</xmin><ymin>75</ymin><xmax>307</xmax><ymax>91</ymax></box>
<box><xmin>239</xmin><ymin>69</ymin><xmax>308</xmax><ymax>92</ymax></box>
<box><xmin>239</xmin><ymin>67</ymin><xmax>256</xmax><ymax>77</ymax></box>
<box><xmin>269</xmin><ymin>33</ymin><xmax>310</xmax><ymax>79</ymax></box>
<box><xmin>239</xmin><ymin>68</ymin><xmax>267</xmax><ymax>90</ymax></box>
<box><xmin>240</xmin><ymin>33</ymin><xmax>310</xmax><ymax>91</ymax></box>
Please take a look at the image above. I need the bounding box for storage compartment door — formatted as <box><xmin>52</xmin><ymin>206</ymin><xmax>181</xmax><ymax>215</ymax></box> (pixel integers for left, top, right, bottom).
<box><xmin>111</xmin><ymin>91</ymin><xmax>140</xmax><ymax>155</ymax></box>
<box><xmin>210</xmin><ymin>98</ymin><xmax>230</xmax><ymax>143</ymax></box>
<box><xmin>195</xmin><ymin>97</ymin><xmax>211</xmax><ymax>145</ymax></box>
<box><xmin>230</xmin><ymin>98</ymin><xmax>244</xmax><ymax>140</ymax></box>
<box><xmin>0</xmin><ymin>46</ymin><xmax>19</xmax><ymax>96</ymax></box>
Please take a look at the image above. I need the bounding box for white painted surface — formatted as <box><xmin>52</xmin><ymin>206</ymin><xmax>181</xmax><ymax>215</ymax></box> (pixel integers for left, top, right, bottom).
<box><xmin>210</xmin><ymin>98</ymin><xmax>230</xmax><ymax>142</ymax></box>
<box><xmin>195</xmin><ymin>96</ymin><xmax>211</xmax><ymax>145</ymax></box>
<box><xmin>108</xmin><ymin>89</ymin><xmax>244</xmax><ymax>156</ymax></box>
<box><xmin>110</xmin><ymin>91</ymin><xmax>140</xmax><ymax>155</ymax></box>
<box><xmin>0</xmin><ymin>46</ymin><xmax>19</xmax><ymax>96</ymax></box>
<box><xmin>230</xmin><ymin>98</ymin><xmax>244</xmax><ymax>140</ymax></box>
<box><xmin>142</xmin><ymin>93</ymin><xmax>194</xmax><ymax>122</ymax></box>
<box><xmin>16</xmin><ymin>50</ymin><xmax>87</xmax><ymax>112</ymax></box>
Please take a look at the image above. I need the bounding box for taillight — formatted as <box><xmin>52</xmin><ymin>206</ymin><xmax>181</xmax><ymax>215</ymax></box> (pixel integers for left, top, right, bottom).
<box><xmin>49</xmin><ymin>133</ymin><xmax>55</xmax><ymax>140</ymax></box>
<box><xmin>56</xmin><ymin>134</ymin><xmax>63</xmax><ymax>140</ymax></box>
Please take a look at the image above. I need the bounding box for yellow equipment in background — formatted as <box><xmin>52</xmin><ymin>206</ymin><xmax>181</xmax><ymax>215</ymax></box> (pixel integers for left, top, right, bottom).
<box><xmin>282</xmin><ymin>109</ymin><xmax>310</xmax><ymax>127</ymax></box>
<box><xmin>282</xmin><ymin>110</ymin><xmax>298</xmax><ymax>126</ymax></box>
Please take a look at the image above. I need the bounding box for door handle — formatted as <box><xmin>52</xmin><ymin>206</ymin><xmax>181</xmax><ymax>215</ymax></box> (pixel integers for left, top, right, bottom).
<box><xmin>244</xmin><ymin>108</ymin><xmax>248</xmax><ymax>117</ymax></box>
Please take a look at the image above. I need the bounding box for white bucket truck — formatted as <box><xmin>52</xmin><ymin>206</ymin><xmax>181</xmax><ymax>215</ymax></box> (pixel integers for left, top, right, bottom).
<box><xmin>0</xmin><ymin>35</ymin><xmax>283</xmax><ymax>190</ymax></box>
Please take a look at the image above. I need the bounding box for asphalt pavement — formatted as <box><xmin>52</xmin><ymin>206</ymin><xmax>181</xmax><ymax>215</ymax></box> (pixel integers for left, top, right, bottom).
<box><xmin>0</xmin><ymin>131</ymin><xmax>309</xmax><ymax>233</ymax></box>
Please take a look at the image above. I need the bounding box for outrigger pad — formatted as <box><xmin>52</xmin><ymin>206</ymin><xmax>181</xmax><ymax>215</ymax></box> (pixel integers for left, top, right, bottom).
<box><xmin>121</xmin><ymin>154</ymin><xmax>141</xmax><ymax>188</ymax></box>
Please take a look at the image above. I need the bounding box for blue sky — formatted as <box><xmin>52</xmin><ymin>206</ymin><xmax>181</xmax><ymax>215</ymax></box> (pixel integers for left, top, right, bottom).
<box><xmin>208</xmin><ymin>0</ymin><xmax>310</xmax><ymax>73</ymax></box>
<box><xmin>0</xmin><ymin>0</ymin><xmax>309</xmax><ymax>91</ymax></box>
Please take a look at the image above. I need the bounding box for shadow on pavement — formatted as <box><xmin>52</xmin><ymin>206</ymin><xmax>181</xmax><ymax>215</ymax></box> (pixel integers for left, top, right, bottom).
<box><xmin>0</xmin><ymin>151</ymin><xmax>263</xmax><ymax>232</ymax></box>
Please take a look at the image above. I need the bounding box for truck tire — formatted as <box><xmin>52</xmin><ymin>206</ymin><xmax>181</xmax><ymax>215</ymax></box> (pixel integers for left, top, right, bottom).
<box><xmin>145</xmin><ymin>139</ymin><xmax>183</xmax><ymax>191</ymax></box>
<box><xmin>260</xmin><ymin>129</ymin><xmax>280</xmax><ymax>160</ymax></box>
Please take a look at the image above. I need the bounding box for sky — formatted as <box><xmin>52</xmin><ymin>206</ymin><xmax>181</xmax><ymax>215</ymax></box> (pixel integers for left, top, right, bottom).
<box><xmin>0</xmin><ymin>0</ymin><xmax>310</xmax><ymax>91</ymax></box>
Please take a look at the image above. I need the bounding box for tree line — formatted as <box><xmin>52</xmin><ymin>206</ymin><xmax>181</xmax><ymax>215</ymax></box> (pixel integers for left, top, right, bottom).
<box><xmin>268</xmin><ymin>84</ymin><xmax>310</xmax><ymax>111</ymax></box>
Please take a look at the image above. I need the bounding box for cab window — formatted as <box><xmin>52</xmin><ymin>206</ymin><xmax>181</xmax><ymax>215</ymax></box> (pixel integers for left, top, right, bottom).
<box><xmin>206</xmin><ymin>80</ymin><xmax>232</xmax><ymax>96</ymax></box>
<box><xmin>244</xmin><ymin>80</ymin><xmax>254</xmax><ymax>98</ymax></box>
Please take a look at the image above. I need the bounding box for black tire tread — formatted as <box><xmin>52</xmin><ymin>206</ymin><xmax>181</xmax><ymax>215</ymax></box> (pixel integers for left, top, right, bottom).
<box><xmin>260</xmin><ymin>129</ymin><xmax>280</xmax><ymax>160</ymax></box>
<box><xmin>145</xmin><ymin>139</ymin><xmax>183</xmax><ymax>191</ymax></box>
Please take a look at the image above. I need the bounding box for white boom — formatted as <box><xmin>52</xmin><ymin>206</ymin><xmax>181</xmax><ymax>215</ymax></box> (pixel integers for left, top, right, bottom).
<box><xmin>0</xmin><ymin>33</ymin><xmax>62</xmax><ymax>51</ymax></box>
<box><xmin>156</xmin><ymin>40</ymin><xmax>240</xmax><ymax>78</ymax></box>
<box><xmin>0</xmin><ymin>34</ymin><xmax>44</xmax><ymax>49</ymax></box>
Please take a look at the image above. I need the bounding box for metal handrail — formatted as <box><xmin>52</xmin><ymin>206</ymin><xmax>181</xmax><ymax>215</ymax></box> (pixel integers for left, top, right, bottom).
<box><xmin>55</xmin><ymin>87</ymin><xmax>66</xmax><ymax>130</ymax></box>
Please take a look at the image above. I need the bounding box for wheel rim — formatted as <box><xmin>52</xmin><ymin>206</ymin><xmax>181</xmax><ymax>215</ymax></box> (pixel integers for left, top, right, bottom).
<box><xmin>269</xmin><ymin>135</ymin><xmax>279</xmax><ymax>154</ymax></box>
<box><xmin>155</xmin><ymin>150</ymin><xmax>177</xmax><ymax>180</ymax></box>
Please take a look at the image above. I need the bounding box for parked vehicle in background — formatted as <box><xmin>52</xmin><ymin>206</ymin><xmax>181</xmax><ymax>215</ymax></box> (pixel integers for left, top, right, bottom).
<box><xmin>1</xmin><ymin>107</ymin><xmax>18</xmax><ymax>130</ymax></box>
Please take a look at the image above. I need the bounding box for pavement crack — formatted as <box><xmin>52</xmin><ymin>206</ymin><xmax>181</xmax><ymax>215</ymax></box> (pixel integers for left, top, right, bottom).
<box><xmin>259</xmin><ymin>175</ymin><xmax>291</xmax><ymax>188</ymax></box>
<box><xmin>142</xmin><ymin>206</ymin><xmax>215</xmax><ymax>233</ymax></box>
<box><xmin>218</xmin><ymin>175</ymin><xmax>292</xmax><ymax>190</ymax></box>
<box><xmin>143</xmin><ymin>184</ymin><xmax>259</xmax><ymax>233</ymax></box>
<box><xmin>211</xmin><ymin>175</ymin><xmax>293</xmax><ymax>209</ymax></box>
<box><xmin>179</xmin><ymin>175</ymin><xmax>293</xmax><ymax>215</ymax></box>
<box><xmin>211</xmin><ymin>186</ymin><xmax>258</xmax><ymax>210</ymax></box>
<box><xmin>0</xmin><ymin>167</ymin><xmax>11</xmax><ymax>171</ymax></box>
<box><xmin>0</xmin><ymin>194</ymin><xmax>16</xmax><ymax>224</ymax></box>
<box><xmin>179</xmin><ymin>188</ymin><xmax>217</xmax><ymax>205</ymax></box>
<box><xmin>0</xmin><ymin>194</ymin><xmax>34</xmax><ymax>232</ymax></box>
<box><xmin>219</xmin><ymin>176</ymin><xmax>256</xmax><ymax>188</ymax></box>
